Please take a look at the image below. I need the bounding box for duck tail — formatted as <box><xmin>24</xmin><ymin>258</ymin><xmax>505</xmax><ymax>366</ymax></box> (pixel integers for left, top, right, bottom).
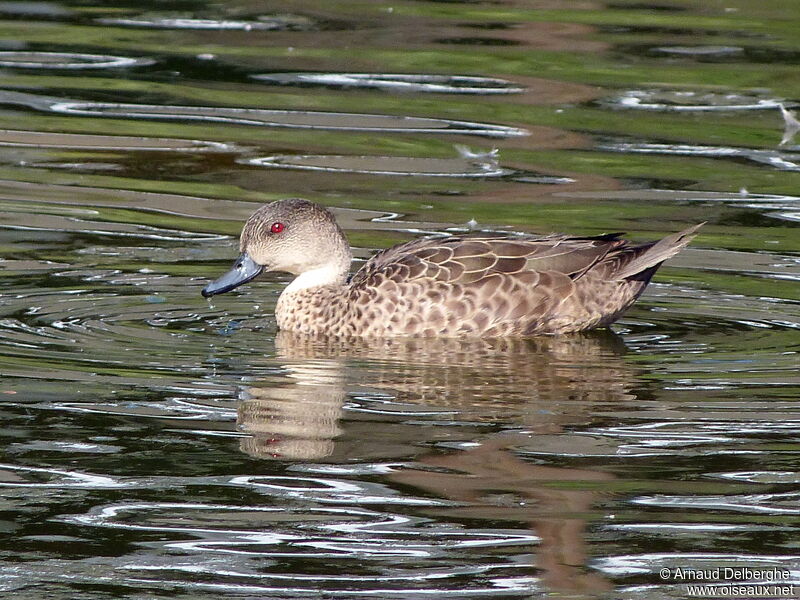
<box><xmin>613</xmin><ymin>223</ymin><xmax>704</xmax><ymax>280</ymax></box>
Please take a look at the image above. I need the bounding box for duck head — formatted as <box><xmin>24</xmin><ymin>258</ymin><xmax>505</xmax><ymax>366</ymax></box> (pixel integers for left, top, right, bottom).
<box><xmin>201</xmin><ymin>198</ymin><xmax>352</xmax><ymax>298</ymax></box>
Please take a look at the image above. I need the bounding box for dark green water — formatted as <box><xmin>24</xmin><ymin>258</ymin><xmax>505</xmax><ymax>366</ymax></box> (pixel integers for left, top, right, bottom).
<box><xmin>0</xmin><ymin>1</ymin><xmax>798</xmax><ymax>598</ymax></box>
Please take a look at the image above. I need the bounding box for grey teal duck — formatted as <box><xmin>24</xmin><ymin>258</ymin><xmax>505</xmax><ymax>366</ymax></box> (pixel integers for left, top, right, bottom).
<box><xmin>202</xmin><ymin>198</ymin><xmax>702</xmax><ymax>337</ymax></box>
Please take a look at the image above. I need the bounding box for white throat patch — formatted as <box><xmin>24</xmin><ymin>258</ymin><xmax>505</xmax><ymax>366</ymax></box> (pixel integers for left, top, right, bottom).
<box><xmin>284</xmin><ymin>264</ymin><xmax>344</xmax><ymax>293</ymax></box>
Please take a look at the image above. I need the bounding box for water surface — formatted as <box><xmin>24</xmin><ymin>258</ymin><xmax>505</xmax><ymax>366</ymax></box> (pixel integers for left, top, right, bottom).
<box><xmin>0</xmin><ymin>1</ymin><xmax>799</xmax><ymax>598</ymax></box>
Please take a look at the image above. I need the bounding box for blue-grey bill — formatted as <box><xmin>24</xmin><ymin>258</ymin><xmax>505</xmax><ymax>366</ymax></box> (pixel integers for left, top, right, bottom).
<box><xmin>201</xmin><ymin>253</ymin><xmax>264</xmax><ymax>297</ymax></box>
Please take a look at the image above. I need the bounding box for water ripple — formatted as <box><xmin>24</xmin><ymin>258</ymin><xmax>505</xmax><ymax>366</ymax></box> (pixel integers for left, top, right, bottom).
<box><xmin>0</xmin><ymin>464</ymin><xmax>125</xmax><ymax>488</ymax></box>
<box><xmin>603</xmin><ymin>89</ymin><xmax>783</xmax><ymax>111</ymax></box>
<box><xmin>652</xmin><ymin>45</ymin><xmax>744</xmax><ymax>57</ymax></box>
<box><xmin>230</xmin><ymin>475</ymin><xmax>453</xmax><ymax>506</ymax></box>
<box><xmin>252</xmin><ymin>73</ymin><xmax>524</xmax><ymax>94</ymax></box>
<box><xmin>245</xmin><ymin>154</ymin><xmax>511</xmax><ymax>177</ymax></box>
<box><xmin>0</xmin><ymin>129</ymin><xmax>233</xmax><ymax>152</ymax></box>
<box><xmin>96</xmin><ymin>15</ymin><xmax>316</xmax><ymax>31</ymax></box>
<box><xmin>0</xmin><ymin>90</ymin><xmax>526</xmax><ymax>137</ymax></box>
<box><xmin>49</xmin><ymin>101</ymin><xmax>529</xmax><ymax>137</ymax></box>
<box><xmin>711</xmin><ymin>471</ymin><xmax>800</xmax><ymax>484</ymax></box>
<box><xmin>0</xmin><ymin>51</ymin><xmax>153</xmax><ymax>69</ymax></box>
<box><xmin>49</xmin><ymin>501</ymin><xmax>537</xmax><ymax>595</ymax></box>
<box><xmin>598</xmin><ymin>140</ymin><xmax>800</xmax><ymax>172</ymax></box>
<box><xmin>633</xmin><ymin>492</ymin><xmax>800</xmax><ymax>514</ymax></box>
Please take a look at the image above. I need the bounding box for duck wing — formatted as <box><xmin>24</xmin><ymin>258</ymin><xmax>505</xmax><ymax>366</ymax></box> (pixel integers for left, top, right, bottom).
<box><xmin>345</xmin><ymin>234</ymin><xmax>628</xmax><ymax>336</ymax></box>
<box><xmin>344</xmin><ymin>227</ymin><xmax>701</xmax><ymax>336</ymax></box>
<box><xmin>350</xmin><ymin>233</ymin><xmax>626</xmax><ymax>287</ymax></box>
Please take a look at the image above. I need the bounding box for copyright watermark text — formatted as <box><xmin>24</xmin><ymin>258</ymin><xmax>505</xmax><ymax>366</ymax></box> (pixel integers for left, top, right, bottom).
<box><xmin>659</xmin><ymin>567</ymin><xmax>796</xmax><ymax>598</ymax></box>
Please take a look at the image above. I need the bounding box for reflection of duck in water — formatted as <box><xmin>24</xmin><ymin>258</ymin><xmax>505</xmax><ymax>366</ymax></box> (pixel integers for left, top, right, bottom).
<box><xmin>237</xmin><ymin>331</ymin><xmax>632</xmax><ymax>594</ymax></box>
<box><xmin>237</xmin><ymin>330</ymin><xmax>633</xmax><ymax>458</ymax></box>
<box><xmin>202</xmin><ymin>199</ymin><xmax>701</xmax><ymax>336</ymax></box>
<box><xmin>237</xmin><ymin>360</ymin><xmax>344</xmax><ymax>460</ymax></box>
<box><xmin>389</xmin><ymin>434</ymin><xmax>614</xmax><ymax>595</ymax></box>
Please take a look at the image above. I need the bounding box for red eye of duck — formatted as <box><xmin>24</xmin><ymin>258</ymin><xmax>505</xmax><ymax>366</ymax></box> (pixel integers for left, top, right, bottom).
<box><xmin>271</xmin><ymin>222</ymin><xmax>285</xmax><ymax>234</ymax></box>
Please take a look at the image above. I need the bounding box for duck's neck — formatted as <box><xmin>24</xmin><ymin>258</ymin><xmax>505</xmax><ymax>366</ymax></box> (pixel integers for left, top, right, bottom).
<box><xmin>275</xmin><ymin>240</ymin><xmax>352</xmax><ymax>335</ymax></box>
<box><xmin>276</xmin><ymin>262</ymin><xmax>351</xmax><ymax>335</ymax></box>
<box><xmin>283</xmin><ymin>263</ymin><xmax>348</xmax><ymax>294</ymax></box>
